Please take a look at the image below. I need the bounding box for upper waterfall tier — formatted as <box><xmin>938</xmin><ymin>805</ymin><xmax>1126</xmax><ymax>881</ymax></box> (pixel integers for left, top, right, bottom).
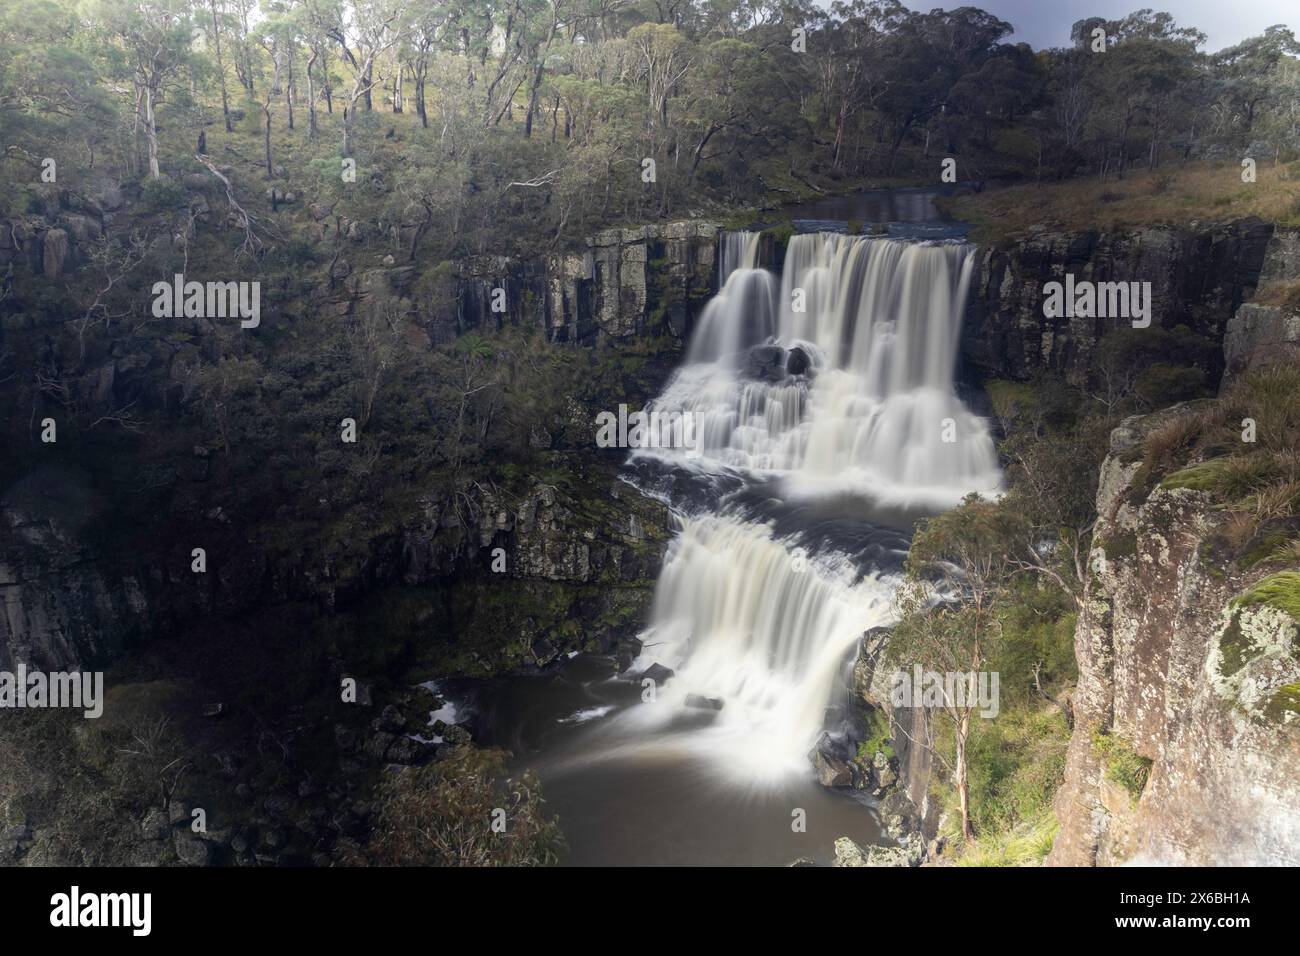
<box><xmin>638</xmin><ymin>233</ymin><xmax>1002</xmax><ymax>508</ymax></box>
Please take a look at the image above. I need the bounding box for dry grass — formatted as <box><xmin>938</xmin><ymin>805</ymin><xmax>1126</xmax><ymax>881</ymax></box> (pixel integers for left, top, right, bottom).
<box><xmin>1255</xmin><ymin>279</ymin><xmax>1300</xmax><ymax>311</ymax></box>
<box><xmin>949</xmin><ymin>161</ymin><xmax>1300</xmax><ymax>240</ymax></box>
<box><xmin>1134</xmin><ymin>367</ymin><xmax>1300</xmax><ymax>554</ymax></box>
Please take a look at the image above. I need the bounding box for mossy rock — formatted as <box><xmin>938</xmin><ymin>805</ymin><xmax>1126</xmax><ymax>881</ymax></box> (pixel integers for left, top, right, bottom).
<box><xmin>1097</xmin><ymin>529</ymin><xmax>1137</xmax><ymax>562</ymax></box>
<box><xmin>1091</xmin><ymin>730</ymin><xmax>1151</xmax><ymax>801</ymax></box>
<box><xmin>1264</xmin><ymin>683</ymin><xmax>1300</xmax><ymax>723</ymax></box>
<box><xmin>1232</xmin><ymin>572</ymin><xmax>1300</xmax><ymax>622</ymax></box>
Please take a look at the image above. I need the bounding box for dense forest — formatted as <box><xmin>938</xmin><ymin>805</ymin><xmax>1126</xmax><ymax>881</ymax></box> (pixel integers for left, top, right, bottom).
<box><xmin>4</xmin><ymin>0</ymin><xmax>1299</xmax><ymax>258</ymax></box>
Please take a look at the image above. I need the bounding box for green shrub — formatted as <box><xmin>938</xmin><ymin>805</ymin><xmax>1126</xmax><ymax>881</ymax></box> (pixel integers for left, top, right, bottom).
<box><xmin>364</xmin><ymin>746</ymin><xmax>565</xmax><ymax>866</ymax></box>
<box><xmin>1092</xmin><ymin>730</ymin><xmax>1152</xmax><ymax>800</ymax></box>
<box><xmin>856</xmin><ymin>707</ymin><xmax>894</xmax><ymax>762</ymax></box>
<box><xmin>139</xmin><ymin>175</ymin><xmax>185</xmax><ymax>211</ymax></box>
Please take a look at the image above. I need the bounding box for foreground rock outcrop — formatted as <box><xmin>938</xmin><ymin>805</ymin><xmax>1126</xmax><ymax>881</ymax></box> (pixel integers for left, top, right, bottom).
<box><xmin>1048</xmin><ymin>411</ymin><xmax>1300</xmax><ymax>866</ymax></box>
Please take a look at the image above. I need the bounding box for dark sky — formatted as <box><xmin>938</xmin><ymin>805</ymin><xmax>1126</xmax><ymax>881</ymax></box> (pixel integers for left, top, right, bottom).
<box><xmin>895</xmin><ymin>0</ymin><xmax>1294</xmax><ymax>52</ymax></box>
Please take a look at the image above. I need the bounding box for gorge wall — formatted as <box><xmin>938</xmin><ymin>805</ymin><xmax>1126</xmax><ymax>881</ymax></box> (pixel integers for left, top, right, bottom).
<box><xmin>438</xmin><ymin>221</ymin><xmax>722</xmax><ymax>346</ymax></box>
<box><xmin>1048</xmin><ymin>224</ymin><xmax>1300</xmax><ymax>866</ymax></box>
<box><xmin>962</xmin><ymin>219</ymin><xmax>1274</xmax><ymax>384</ymax></box>
<box><xmin>1</xmin><ymin>190</ymin><xmax>716</xmax><ymax>677</ymax></box>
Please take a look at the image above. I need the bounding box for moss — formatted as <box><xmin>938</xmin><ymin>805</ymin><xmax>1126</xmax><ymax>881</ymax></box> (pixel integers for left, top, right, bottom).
<box><xmin>1264</xmin><ymin>683</ymin><xmax>1300</xmax><ymax>723</ymax></box>
<box><xmin>1160</xmin><ymin>458</ymin><xmax>1229</xmax><ymax>491</ymax></box>
<box><xmin>1218</xmin><ymin>608</ymin><xmax>1253</xmax><ymax>677</ymax></box>
<box><xmin>1098</xmin><ymin>529</ymin><xmax>1137</xmax><ymax>561</ymax></box>
<box><xmin>760</xmin><ymin>223</ymin><xmax>796</xmax><ymax>249</ymax></box>
<box><xmin>1239</xmin><ymin>531</ymin><xmax>1294</xmax><ymax>569</ymax></box>
<box><xmin>1092</xmin><ymin>730</ymin><xmax>1152</xmax><ymax>801</ymax></box>
<box><xmin>855</xmin><ymin>707</ymin><xmax>895</xmax><ymax>762</ymax></box>
<box><xmin>1232</xmin><ymin>572</ymin><xmax>1300</xmax><ymax>621</ymax></box>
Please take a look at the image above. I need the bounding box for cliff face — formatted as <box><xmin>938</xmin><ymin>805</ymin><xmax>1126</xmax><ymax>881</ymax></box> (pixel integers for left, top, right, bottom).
<box><xmin>1223</xmin><ymin>226</ymin><xmax>1300</xmax><ymax>384</ymax></box>
<box><xmin>437</xmin><ymin>221</ymin><xmax>721</xmax><ymax>346</ymax></box>
<box><xmin>1048</xmin><ymin>409</ymin><xmax>1300</xmax><ymax>866</ymax></box>
<box><xmin>963</xmin><ymin>219</ymin><xmax>1273</xmax><ymax>384</ymax></box>
<box><xmin>0</xmin><ymin>197</ymin><xmax>696</xmax><ymax>674</ymax></box>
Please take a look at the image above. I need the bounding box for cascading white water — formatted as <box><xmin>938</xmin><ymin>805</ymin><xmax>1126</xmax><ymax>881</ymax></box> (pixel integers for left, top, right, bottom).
<box><xmin>614</xmin><ymin>232</ymin><xmax>1001</xmax><ymax>782</ymax></box>
<box><xmin>642</xmin><ymin>233</ymin><xmax>1002</xmax><ymax>504</ymax></box>
<box><xmin>616</xmin><ymin>515</ymin><xmax>897</xmax><ymax>781</ymax></box>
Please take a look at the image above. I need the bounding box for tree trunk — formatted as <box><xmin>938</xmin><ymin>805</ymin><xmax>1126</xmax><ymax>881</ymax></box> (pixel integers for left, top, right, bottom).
<box><xmin>263</xmin><ymin>102</ymin><xmax>273</xmax><ymax>177</ymax></box>
<box><xmin>955</xmin><ymin>713</ymin><xmax>973</xmax><ymax>842</ymax></box>
<box><xmin>306</xmin><ymin>50</ymin><xmax>318</xmax><ymax>140</ymax></box>
<box><xmin>210</xmin><ymin>0</ymin><xmax>233</xmax><ymax>133</ymax></box>
<box><xmin>415</xmin><ymin>60</ymin><xmax>428</xmax><ymax>128</ymax></box>
<box><xmin>285</xmin><ymin>56</ymin><xmax>295</xmax><ymax>130</ymax></box>
<box><xmin>143</xmin><ymin>85</ymin><xmax>161</xmax><ymax>179</ymax></box>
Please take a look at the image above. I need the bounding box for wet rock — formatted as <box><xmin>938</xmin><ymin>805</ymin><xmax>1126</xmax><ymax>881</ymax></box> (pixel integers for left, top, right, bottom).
<box><xmin>684</xmin><ymin>694</ymin><xmax>724</xmax><ymax>711</ymax></box>
<box><xmin>384</xmin><ymin>736</ymin><xmax>432</xmax><ymax>765</ymax></box>
<box><xmin>744</xmin><ymin>343</ymin><xmax>787</xmax><ymax>382</ymax></box>
<box><xmin>815</xmin><ymin>750</ymin><xmax>853</xmax><ymax>788</ymax></box>
<box><xmin>786</xmin><ymin>346</ymin><xmax>811</xmax><ymax>376</ymax></box>
<box><xmin>438</xmin><ymin>724</ymin><xmax>472</xmax><ymax>747</ymax></box>
<box><xmin>376</xmin><ymin>704</ymin><xmax>406</xmax><ymax>733</ymax></box>
<box><xmin>639</xmin><ymin>662</ymin><xmax>675</xmax><ymax>686</ymax></box>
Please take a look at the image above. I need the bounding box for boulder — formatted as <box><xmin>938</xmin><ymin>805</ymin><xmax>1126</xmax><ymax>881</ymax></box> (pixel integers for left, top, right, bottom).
<box><xmin>815</xmin><ymin>750</ymin><xmax>853</xmax><ymax>788</ymax></box>
<box><xmin>639</xmin><ymin>662</ymin><xmax>675</xmax><ymax>686</ymax></box>
<box><xmin>744</xmin><ymin>343</ymin><xmax>787</xmax><ymax>382</ymax></box>
<box><xmin>42</xmin><ymin>228</ymin><xmax>69</xmax><ymax>278</ymax></box>
<box><xmin>786</xmin><ymin>346</ymin><xmax>812</xmax><ymax>376</ymax></box>
<box><xmin>173</xmin><ymin>833</ymin><xmax>214</xmax><ymax>866</ymax></box>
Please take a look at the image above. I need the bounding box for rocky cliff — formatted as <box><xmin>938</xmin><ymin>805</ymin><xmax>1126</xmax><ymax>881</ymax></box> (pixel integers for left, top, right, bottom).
<box><xmin>1223</xmin><ymin>226</ymin><xmax>1300</xmax><ymax>384</ymax></box>
<box><xmin>439</xmin><ymin>221</ymin><xmax>722</xmax><ymax>346</ymax></box>
<box><xmin>1048</xmin><ymin>407</ymin><xmax>1300</xmax><ymax>866</ymax></box>
<box><xmin>963</xmin><ymin>219</ymin><xmax>1274</xmax><ymax>384</ymax></box>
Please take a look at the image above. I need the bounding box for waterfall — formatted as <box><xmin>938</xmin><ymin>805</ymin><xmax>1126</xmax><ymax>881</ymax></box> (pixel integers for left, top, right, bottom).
<box><xmin>612</xmin><ymin>231</ymin><xmax>1000</xmax><ymax>782</ymax></box>
<box><xmin>641</xmin><ymin>233</ymin><xmax>1002</xmax><ymax>506</ymax></box>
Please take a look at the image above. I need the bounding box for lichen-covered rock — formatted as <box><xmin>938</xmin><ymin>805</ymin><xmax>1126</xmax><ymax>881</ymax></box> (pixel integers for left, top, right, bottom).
<box><xmin>1049</xmin><ymin>409</ymin><xmax>1300</xmax><ymax>866</ymax></box>
<box><xmin>832</xmin><ymin>835</ymin><xmax>924</xmax><ymax>867</ymax></box>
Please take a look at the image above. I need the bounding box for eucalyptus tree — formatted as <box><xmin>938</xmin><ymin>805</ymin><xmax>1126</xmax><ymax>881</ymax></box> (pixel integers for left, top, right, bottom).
<box><xmin>91</xmin><ymin>0</ymin><xmax>197</xmax><ymax>179</ymax></box>
<box><xmin>327</xmin><ymin>0</ymin><xmax>408</xmax><ymax>157</ymax></box>
<box><xmin>203</xmin><ymin>0</ymin><xmax>234</xmax><ymax>131</ymax></box>
<box><xmin>1213</xmin><ymin>25</ymin><xmax>1300</xmax><ymax>150</ymax></box>
<box><xmin>0</xmin><ymin>0</ymin><xmax>113</xmax><ymax>187</ymax></box>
